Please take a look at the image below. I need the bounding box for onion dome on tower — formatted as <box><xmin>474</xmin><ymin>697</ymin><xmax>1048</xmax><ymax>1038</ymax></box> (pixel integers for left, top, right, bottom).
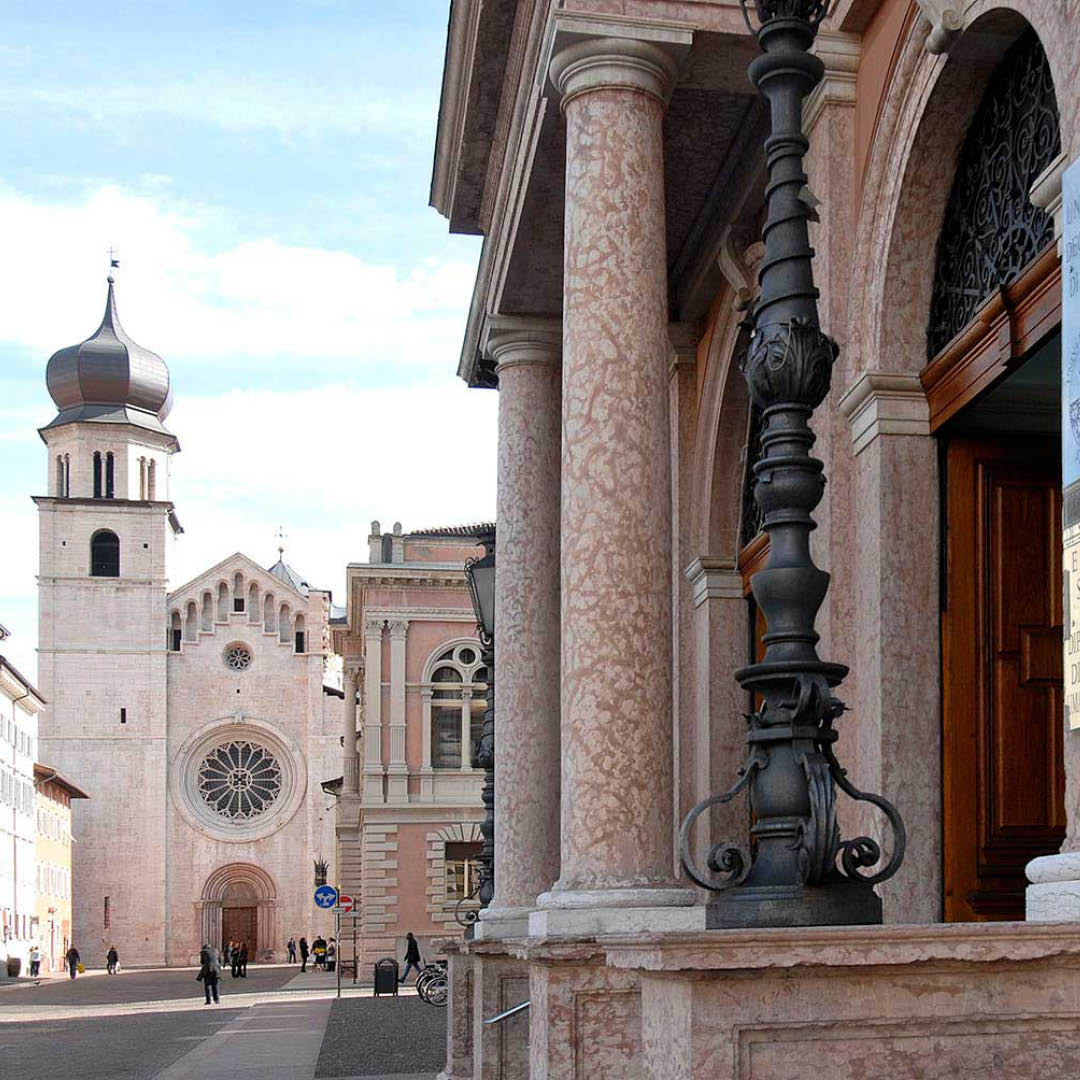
<box><xmin>42</xmin><ymin>273</ymin><xmax>174</xmax><ymax>437</ymax></box>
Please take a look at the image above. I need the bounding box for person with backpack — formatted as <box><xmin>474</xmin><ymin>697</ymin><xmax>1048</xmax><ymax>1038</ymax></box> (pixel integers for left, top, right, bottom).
<box><xmin>197</xmin><ymin>943</ymin><xmax>221</xmax><ymax>1005</ymax></box>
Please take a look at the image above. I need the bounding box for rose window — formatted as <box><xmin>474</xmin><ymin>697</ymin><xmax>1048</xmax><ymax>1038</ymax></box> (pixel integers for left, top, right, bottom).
<box><xmin>224</xmin><ymin>644</ymin><xmax>252</xmax><ymax>671</ymax></box>
<box><xmin>197</xmin><ymin>741</ymin><xmax>281</xmax><ymax>820</ymax></box>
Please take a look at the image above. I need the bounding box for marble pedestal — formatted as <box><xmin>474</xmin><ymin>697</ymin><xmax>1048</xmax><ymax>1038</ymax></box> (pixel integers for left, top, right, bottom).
<box><xmin>524</xmin><ymin>922</ymin><xmax>1080</xmax><ymax>1079</ymax></box>
<box><xmin>437</xmin><ymin>946</ymin><xmax>475</xmax><ymax>1080</ymax></box>
<box><xmin>1026</xmin><ymin>852</ymin><xmax>1080</xmax><ymax>920</ymax></box>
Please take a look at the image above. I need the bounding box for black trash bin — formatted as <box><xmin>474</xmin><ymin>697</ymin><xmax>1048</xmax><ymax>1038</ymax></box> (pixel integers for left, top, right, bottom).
<box><xmin>374</xmin><ymin>956</ymin><xmax>398</xmax><ymax>996</ymax></box>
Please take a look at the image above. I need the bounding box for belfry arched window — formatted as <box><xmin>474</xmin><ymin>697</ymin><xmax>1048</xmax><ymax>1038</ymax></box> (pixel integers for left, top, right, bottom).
<box><xmin>104</xmin><ymin>452</ymin><xmax>115</xmax><ymax>499</ymax></box>
<box><xmin>93</xmin><ymin>451</ymin><xmax>102</xmax><ymax>498</ymax></box>
<box><xmin>90</xmin><ymin>529</ymin><xmax>120</xmax><ymax>577</ymax></box>
<box><xmin>927</xmin><ymin>29</ymin><xmax>1060</xmax><ymax>358</ymax></box>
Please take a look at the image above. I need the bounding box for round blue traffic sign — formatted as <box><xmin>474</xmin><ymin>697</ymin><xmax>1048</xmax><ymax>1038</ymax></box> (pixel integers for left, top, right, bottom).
<box><xmin>314</xmin><ymin>884</ymin><xmax>339</xmax><ymax>909</ymax></box>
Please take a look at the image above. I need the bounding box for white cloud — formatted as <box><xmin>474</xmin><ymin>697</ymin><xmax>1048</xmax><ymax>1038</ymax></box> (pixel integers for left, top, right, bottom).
<box><xmin>0</xmin><ymin>184</ymin><xmax>478</xmax><ymax>369</ymax></box>
<box><xmin>0</xmin><ymin>381</ymin><xmax>497</xmax><ymax>682</ymax></box>
<box><xmin>0</xmin><ymin>74</ymin><xmax>434</xmax><ymax>141</ymax></box>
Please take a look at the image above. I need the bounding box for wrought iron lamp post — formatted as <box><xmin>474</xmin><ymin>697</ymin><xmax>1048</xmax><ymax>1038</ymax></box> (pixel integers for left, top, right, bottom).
<box><xmin>680</xmin><ymin>0</ymin><xmax>905</xmax><ymax>927</ymax></box>
<box><xmin>313</xmin><ymin>858</ymin><xmax>329</xmax><ymax>889</ymax></box>
<box><xmin>464</xmin><ymin>526</ymin><xmax>496</xmax><ymax>911</ymax></box>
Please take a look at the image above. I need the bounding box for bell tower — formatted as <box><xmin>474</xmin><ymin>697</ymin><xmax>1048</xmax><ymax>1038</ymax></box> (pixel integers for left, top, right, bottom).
<box><xmin>35</xmin><ymin>271</ymin><xmax>181</xmax><ymax>965</ymax></box>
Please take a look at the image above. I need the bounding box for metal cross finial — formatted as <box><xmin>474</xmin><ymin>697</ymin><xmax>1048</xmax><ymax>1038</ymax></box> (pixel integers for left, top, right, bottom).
<box><xmin>275</xmin><ymin>525</ymin><xmax>286</xmax><ymax>557</ymax></box>
<box><xmin>106</xmin><ymin>246</ymin><xmax>119</xmax><ymax>283</ymax></box>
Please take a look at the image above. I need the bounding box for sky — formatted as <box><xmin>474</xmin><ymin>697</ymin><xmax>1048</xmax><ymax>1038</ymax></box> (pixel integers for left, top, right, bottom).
<box><xmin>0</xmin><ymin>0</ymin><xmax>493</xmax><ymax>679</ymax></box>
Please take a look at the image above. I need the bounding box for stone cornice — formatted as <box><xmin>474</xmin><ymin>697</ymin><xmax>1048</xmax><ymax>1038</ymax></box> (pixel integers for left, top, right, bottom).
<box><xmin>364</xmin><ymin>608</ymin><xmax>475</xmax><ymax>624</ymax></box>
<box><xmin>685</xmin><ymin>556</ymin><xmax>742</xmax><ymax>608</ymax></box>
<box><xmin>804</xmin><ymin>30</ymin><xmax>860</xmax><ymax>134</ymax></box>
<box><xmin>837</xmin><ymin>371</ymin><xmax>930</xmax><ymax>455</ymax></box>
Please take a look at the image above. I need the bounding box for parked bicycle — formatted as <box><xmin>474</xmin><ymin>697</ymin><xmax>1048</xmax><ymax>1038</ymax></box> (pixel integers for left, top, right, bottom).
<box><xmin>416</xmin><ymin>960</ymin><xmax>448</xmax><ymax>1007</ymax></box>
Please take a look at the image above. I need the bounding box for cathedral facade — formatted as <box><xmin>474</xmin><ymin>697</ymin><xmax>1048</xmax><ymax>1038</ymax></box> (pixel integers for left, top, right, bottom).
<box><xmin>35</xmin><ymin>278</ymin><xmax>340</xmax><ymax>966</ymax></box>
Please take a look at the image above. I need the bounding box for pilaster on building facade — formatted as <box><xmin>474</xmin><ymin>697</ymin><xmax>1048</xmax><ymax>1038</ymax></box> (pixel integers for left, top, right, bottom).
<box><xmin>330</xmin><ymin>521</ymin><xmax>488</xmax><ymax>967</ymax></box>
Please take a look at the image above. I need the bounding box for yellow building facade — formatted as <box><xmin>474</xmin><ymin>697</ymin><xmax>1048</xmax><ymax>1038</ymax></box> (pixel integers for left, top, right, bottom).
<box><xmin>34</xmin><ymin>765</ymin><xmax>86</xmax><ymax>974</ymax></box>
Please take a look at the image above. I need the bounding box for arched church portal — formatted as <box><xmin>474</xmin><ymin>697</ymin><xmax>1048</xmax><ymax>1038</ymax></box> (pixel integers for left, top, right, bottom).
<box><xmin>198</xmin><ymin>864</ymin><xmax>277</xmax><ymax>962</ymax></box>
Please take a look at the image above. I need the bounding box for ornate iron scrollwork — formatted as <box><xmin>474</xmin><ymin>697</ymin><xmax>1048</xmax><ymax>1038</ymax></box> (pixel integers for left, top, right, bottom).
<box><xmin>927</xmin><ymin>30</ymin><xmax>1060</xmax><ymax>358</ymax></box>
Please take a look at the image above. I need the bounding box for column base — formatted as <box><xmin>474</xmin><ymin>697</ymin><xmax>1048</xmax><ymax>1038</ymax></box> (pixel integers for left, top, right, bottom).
<box><xmin>474</xmin><ymin>906</ymin><xmax>533</xmax><ymax>940</ymax></box>
<box><xmin>706</xmin><ymin>880</ymin><xmax>882</xmax><ymax>929</ymax></box>
<box><xmin>1026</xmin><ymin>853</ymin><xmax>1080</xmax><ymax>920</ymax></box>
<box><xmin>532</xmin><ymin>886</ymin><xmax>701</xmax><ymax>936</ymax></box>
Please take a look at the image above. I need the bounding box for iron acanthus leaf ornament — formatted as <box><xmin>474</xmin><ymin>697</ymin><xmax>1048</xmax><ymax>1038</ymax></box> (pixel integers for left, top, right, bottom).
<box><xmin>741</xmin><ymin>317</ymin><xmax>839</xmax><ymax>410</ymax></box>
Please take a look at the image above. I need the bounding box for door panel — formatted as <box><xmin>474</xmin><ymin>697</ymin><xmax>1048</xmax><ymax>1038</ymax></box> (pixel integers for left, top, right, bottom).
<box><xmin>222</xmin><ymin>906</ymin><xmax>257</xmax><ymax>956</ymax></box>
<box><xmin>943</xmin><ymin>436</ymin><xmax>1065</xmax><ymax>921</ymax></box>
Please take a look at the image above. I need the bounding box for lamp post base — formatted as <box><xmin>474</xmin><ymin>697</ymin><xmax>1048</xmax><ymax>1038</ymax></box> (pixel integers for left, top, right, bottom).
<box><xmin>706</xmin><ymin>880</ymin><xmax>882</xmax><ymax>929</ymax></box>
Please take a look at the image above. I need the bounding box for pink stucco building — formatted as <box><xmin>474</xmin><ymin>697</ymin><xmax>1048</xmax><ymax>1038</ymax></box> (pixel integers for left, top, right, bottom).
<box><xmin>331</xmin><ymin>521</ymin><xmax>486</xmax><ymax>968</ymax></box>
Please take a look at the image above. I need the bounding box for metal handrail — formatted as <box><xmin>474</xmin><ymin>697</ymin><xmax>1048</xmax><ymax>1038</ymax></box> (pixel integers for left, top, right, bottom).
<box><xmin>484</xmin><ymin>1000</ymin><xmax>530</xmax><ymax>1025</ymax></box>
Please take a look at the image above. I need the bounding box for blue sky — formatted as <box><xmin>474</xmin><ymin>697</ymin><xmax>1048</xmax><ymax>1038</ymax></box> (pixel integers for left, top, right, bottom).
<box><xmin>0</xmin><ymin>1</ymin><xmax>493</xmax><ymax>677</ymax></box>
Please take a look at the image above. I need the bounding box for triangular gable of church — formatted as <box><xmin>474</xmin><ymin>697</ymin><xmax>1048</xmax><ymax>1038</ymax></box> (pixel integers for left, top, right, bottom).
<box><xmin>167</xmin><ymin>551</ymin><xmax>309</xmax><ymax>609</ymax></box>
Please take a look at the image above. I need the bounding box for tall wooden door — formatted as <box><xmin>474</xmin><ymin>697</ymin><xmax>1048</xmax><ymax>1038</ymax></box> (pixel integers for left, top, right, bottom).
<box><xmin>222</xmin><ymin>906</ymin><xmax>257</xmax><ymax>956</ymax></box>
<box><xmin>943</xmin><ymin>436</ymin><xmax>1065</xmax><ymax>921</ymax></box>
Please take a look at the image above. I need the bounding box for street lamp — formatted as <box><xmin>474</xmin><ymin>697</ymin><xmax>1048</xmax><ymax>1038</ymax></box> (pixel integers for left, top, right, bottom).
<box><xmin>464</xmin><ymin>525</ymin><xmax>496</xmax><ymax>912</ymax></box>
<box><xmin>680</xmin><ymin>0</ymin><xmax>905</xmax><ymax>927</ymax></box>
<box><xmin>313</xmin><ymin>858</ymin><xmax>329</xmax><ymax>889</ymax></box>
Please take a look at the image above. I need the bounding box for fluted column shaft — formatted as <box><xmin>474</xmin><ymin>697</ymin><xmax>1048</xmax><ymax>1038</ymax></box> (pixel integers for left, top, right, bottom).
<box><xmin>342</xmin><ymin>662</ymin><xmax>361</xmax><ymax>795</ymax></box>
<box><xmin>481</xmin><ymin>319</ymin><xmax>562</xmax><ymax>925</ymax></box>
<box><xmin>545</xmin><ymin>37</ymin><xmax>685</xmax><ymax>902</ymax></box>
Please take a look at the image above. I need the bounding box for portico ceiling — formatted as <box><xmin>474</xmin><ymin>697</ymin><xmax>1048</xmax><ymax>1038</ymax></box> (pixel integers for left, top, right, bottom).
<box><xmin>431</xmin><ymin>1</ymin><xmax>769</xmax><ymax>385</ymax></box>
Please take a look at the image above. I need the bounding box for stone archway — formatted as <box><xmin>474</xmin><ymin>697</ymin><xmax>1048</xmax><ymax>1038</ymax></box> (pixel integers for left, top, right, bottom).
<box><xmin>842</xmin><ymin>2</ymin><xmax>1068</xmax><ymax>923</ymax></box>
<box><xmin>197</xmin><ymin>863</ymin><xmax>278</xmax><ymax>962</ymax></box>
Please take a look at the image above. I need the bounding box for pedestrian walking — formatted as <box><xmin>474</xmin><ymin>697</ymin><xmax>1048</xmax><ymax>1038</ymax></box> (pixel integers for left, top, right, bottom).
<box><xmin>106</xmin><ymin>945</ymin><xmax>119</xmax><ymax>975</ymax></box>
<box><xmin>29</xmin><ymin>945</ymin><xmax>41</xmax><ymax>977</ymax></box>
<box><xmin>197</xmin><ymin>943</ymin><xmax>221</xmax><ymax>1005</ymax></box>
<box><xmin>400</xmin><ymin>932</ymin><xmax>422</xmax><ymax>984</ymax></box>
<box><xmin>65</xmin><ymin>945</ymin><xmax>80</xmax><ymax>980</ymax></box>
<box><xmin>287</xmin><ymin>936</ymin><xmax>297</xmax><ymax>963</ymax></box>
<box><xmin>239</xmin><ymin>941</ymin><xmax>248</xmax><ymax>977</ymax></box>
<box><xmin>230</xmin><ymin>941</ymin><xmax>241</xmax><ymax>978</ymax></box>
<box><xmin>326</xmin><ymin>938</ymin><xmax>336</xmax><ymax>973</ymax></box>
<box><xmin>299</xmin><ymin>936</ymin><xmax>309</xmax><ymax>973</ymax></box>
<box><xmin>312</xmin><ymin>936</ymin><xmax>326</xmax><ymax>971</ymax></box>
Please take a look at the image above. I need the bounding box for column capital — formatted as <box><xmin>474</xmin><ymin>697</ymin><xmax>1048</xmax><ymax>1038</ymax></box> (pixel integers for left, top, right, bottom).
<box><xmin>388</xmin><ymin>619</ymin><xmax>409</xmax><ymax>640</ymax></box>
<box><xmin>804</xmin><ymin>29</ymin><xmax>860</xmax><ymax>134</ymax></box>
<box><xmin>482</xmin><ymin>315</ymin><xmax>562</xmax><ymax>375</ymax></box>
<box><xmin>364</xmin><ymin>618</ymin><xmax>384</xmax><ymax>639</ymax></box>
<box><xmin>545</xmin><ymin>16</ymin><xmax>691</xmax><ymax>109</ymax></box>
<box><xmin>837</xmin><ymin>371</ymin><xmax>931</xmax><ymax>456</ymax></box>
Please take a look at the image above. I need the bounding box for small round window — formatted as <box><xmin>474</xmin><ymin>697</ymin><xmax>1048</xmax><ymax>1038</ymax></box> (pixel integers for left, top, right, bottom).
<box><xmin>224</xmin><ymin>643</ymin><xmax>252</xmax><ymax>671</ymax></box>
<box><xmin>459</xmin><ymin>646</ymin><xmax>476</xmax><ymax>665</ymax></box>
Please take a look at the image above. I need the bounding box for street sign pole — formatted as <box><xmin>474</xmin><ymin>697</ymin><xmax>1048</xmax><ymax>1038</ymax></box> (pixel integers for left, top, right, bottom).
<box><xmin>336</xmin><ymin>908</ymin><xmax>341</xmax><ymax>999</ymax></box>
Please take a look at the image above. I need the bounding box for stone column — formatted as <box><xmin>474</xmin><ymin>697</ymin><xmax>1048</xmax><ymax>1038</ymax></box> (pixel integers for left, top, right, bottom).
<box><xmin>476</xmin><ymin>316</ymin><xmax>562</xmax><ymax>939</ymax></box>
<box><xmin>534</xmin><ymin>28</ymin><xmax>696</xmax><ymax>933</ymax></box>
<box><xmin>387</xmin><ymin>619</ymin><xmax>409</xmax><ymax>803</ymax></box>
<box><xmin>342</xmin><ymin>661</ymin><xmax>361</xmax><ymax>795</ymax></box>
<box><xmin>362</xmin><ymin>619</ymin><xmax>384</xmax><ymax>803</ymax></box>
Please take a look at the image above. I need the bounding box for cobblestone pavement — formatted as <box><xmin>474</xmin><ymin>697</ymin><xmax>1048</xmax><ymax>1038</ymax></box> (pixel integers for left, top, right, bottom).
<box><xmin>316</xmin><ymin>998</ymin><xmax>445</xmax><ymax>1078</ymax></box>
<box><xmin>0</xmin><ymin>966</ymin><xmax>446</xmax><ymax>1080</ymax></box>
